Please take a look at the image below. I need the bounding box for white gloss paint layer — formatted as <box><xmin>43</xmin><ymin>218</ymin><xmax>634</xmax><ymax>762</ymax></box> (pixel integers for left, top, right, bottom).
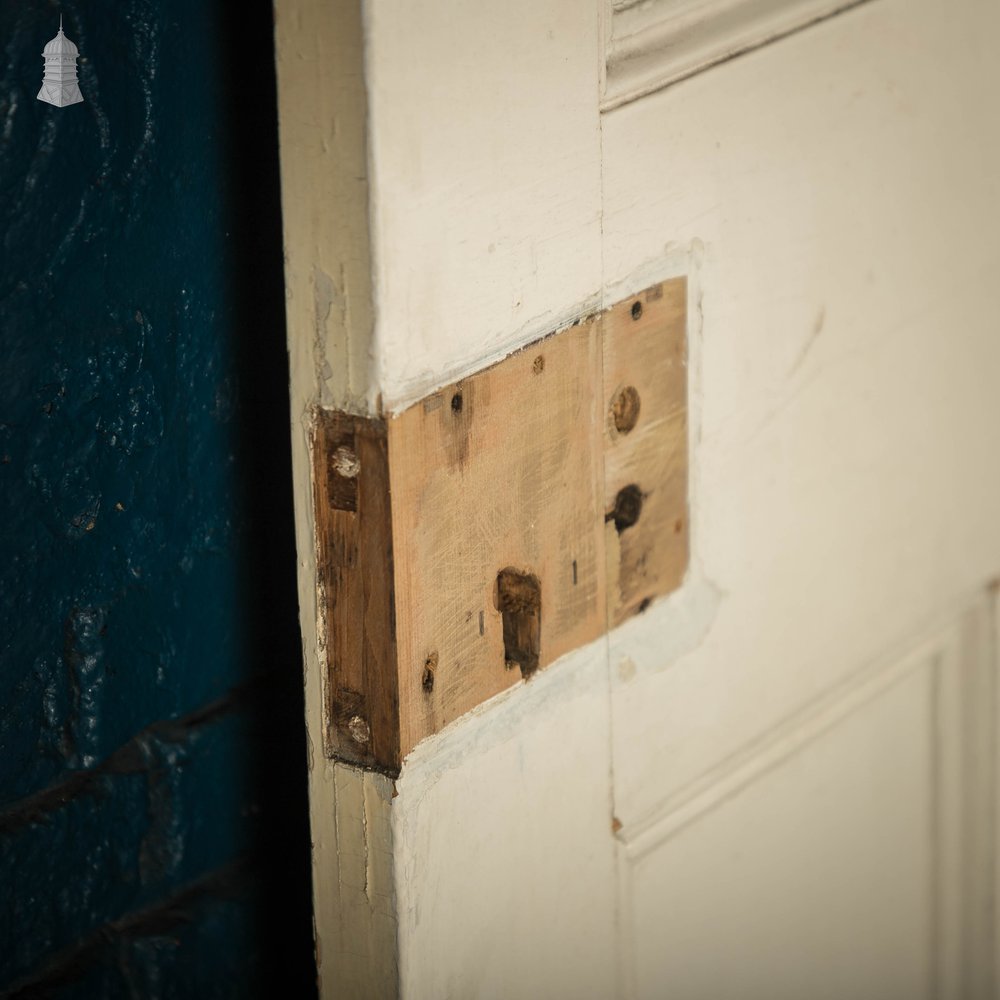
<box><xmin>277</xmin><ymin>0</ymin><xmax>1000</xmax><ymax>994</ymax></box>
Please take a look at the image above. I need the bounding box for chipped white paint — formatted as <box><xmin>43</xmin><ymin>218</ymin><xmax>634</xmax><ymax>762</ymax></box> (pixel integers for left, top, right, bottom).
<box><xmin>273</xmin><ymin>1</ymin><xmax>395</xmax><ymax>995</ymax></box>
<box><xmin>276</xmin><ymin>0</ymin><xmax>1000</xmax><ymax>994</ymax></box>
<box><xmin>276</xmin><ymin>0</ymin><xmax>377</xmax><ymax>417</ymax></box>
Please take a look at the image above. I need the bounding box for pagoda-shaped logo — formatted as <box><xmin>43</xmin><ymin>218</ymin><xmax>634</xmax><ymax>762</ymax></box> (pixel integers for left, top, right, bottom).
<box><xmin>37</xmin><ymin>16</ymin><xmax>84</xmax><ymax>107</ymax></box>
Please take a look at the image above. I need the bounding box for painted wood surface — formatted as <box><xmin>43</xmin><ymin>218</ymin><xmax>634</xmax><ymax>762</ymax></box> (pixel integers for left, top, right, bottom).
<box><xmin>362</xmin><ymin>0</ymin><xmax>604</xmax><ymax>413</ymax></box>
<box><xmin>602</xmin><ymin>1</ymin><xmax>1000</xmax><ymax>992</ymax></box>
<box><xmin>603</xmin><ymin>0</ymin><xmax>871</xmax><ymax>109</ymax></box>
<box><xmin>616</xmin><ymin>595</ymin><xmax>997</xmax><ymax>998</ymax></box>
<box><xmin>276</xmin><ymin>0</ymin><xmax>1000</xmax><ymax>995</ymax></box>
<box><xmin>602</xmin><ymin>0</ymin><xmax>1000</xmax><ymax>832</ymax></box>
<box><xmin>273</xmin><ymin>0</ymin><xmax>396</xmax><ymax>994</ymax></box>
<box><xmin>393</xmin><ymin>645</ymin><xmax>620</xmax><ymax>999</ymax></box>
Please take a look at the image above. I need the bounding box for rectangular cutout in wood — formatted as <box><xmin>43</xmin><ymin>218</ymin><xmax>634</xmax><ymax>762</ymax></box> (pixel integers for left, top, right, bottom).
<box><xmin>311</xmin><ymin>279</ymin><xmax>688</xmax><ymax>773</ymax></box>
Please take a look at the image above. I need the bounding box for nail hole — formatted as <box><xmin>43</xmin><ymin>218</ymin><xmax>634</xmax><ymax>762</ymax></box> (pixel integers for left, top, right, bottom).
<box><xmin>607</xmin><ymin>484</ymin><xmax>643</xmax><ymax>534</ymax></box>
<box><xmin>532</xmin><ymin>355</ymin><xmax>545</xmax><ymax>374</ymax></box>
<box><xmin>451</xmin><ymin>392</ymin><xmax>463</xmax><ymax>413</ymax></box>
<box><xmin>611</xmin><ymin>385</ymin><xmax>641</xmax><ymax>434</ymax></box>
<box><xmin>422</xmin><ymin>653</ymin><xmax>437</xmax><ymax>694</ymax></box>
<box><xmin>637</xmin><ymin>597</ymin><xmax>652</xmax><ymax>614</ymax></box>
<box><xmin>631</xmin><ymin>300</ymin><xmax>643</xmax><ymax>321</ymax></box>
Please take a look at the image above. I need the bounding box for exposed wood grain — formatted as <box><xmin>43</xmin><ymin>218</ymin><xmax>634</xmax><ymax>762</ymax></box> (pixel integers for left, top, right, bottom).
<box><xmin>312</xmin><ymin>282</ymin><xmax>688</xmax><ymax>770</ymax></box>
<box><xmin>388</xmin><ymin>319</ymin><xmax>607</xmax><ymax>759</ymax></box>
<box><xmin>603</xmin><ymin>278</ymin><xmax>688</xmax><ymax>625</ymax></box>
<box><xmin>312</xmin><ymin>409</ymin><xmax>400</xmax><ymax>772</ymax></box>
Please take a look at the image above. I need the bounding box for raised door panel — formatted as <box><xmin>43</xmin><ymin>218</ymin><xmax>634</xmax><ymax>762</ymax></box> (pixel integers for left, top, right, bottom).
<box><xmin>616</xmin><ymin>600</ymin><xmax>996</xmax><ymax>998</ymax></box>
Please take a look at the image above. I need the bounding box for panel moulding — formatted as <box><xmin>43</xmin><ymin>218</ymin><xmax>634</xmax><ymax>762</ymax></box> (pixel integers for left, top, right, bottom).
<box><xmin>311</xmin><ymin>280</ymin><xmax>689</xmax><ymax>773</ymax></box>
<box><xmin>611</xmin><ymin>591</ymin><xmax>998</xmax><ymax>998</ymax></box>
<box><xmin>602</xmin><ymin>0</ymin><xmax>876</xmax><ymax>111</ymax></box>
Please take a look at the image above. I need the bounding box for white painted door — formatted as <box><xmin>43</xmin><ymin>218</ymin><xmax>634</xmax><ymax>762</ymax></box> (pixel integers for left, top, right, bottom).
<box><xmin>274</xmin><ymin>1</ymin><xmax>1000</xmax><ymax>997</ymax></box>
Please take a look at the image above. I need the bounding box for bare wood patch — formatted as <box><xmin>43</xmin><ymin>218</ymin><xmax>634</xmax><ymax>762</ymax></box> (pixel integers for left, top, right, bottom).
<box><xmin>388</xmin><ymin>318</ymin><xmax>606</xmax><ymax>758</ymax></box>
<box><xmin>312</xmin><ymin>280</ymin><xmax>687</xmax><ymax>770</ymax></box>
<box><xmin>603</xmin><ymin>278</ymin><xmax>689</xmax><ymax>625</ymax></box>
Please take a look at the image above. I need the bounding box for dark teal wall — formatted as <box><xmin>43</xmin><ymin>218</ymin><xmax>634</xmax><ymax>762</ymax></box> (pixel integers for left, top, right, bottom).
<box><xmin>0</xmin><ymin>2</ymin><xmax>315</xmax><ymax>995</ymax></box>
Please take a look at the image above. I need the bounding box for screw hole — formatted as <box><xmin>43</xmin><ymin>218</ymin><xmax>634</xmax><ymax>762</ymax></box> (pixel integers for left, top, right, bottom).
<box><xmin>607</xmin><ymin>484</ymin><xmax>643</xmax><ymax>534</ymax></box>
<box><xmin>631</xmin><ymin>300</ymin><xmax>643</xmax><ymax>321</ymax></box>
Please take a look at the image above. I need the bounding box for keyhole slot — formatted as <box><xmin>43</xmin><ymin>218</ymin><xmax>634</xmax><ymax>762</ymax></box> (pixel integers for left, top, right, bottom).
<box><xmin>495</xmin><ymin>568</ymin><xmax>541</xmax><ymax>679</ymax></box>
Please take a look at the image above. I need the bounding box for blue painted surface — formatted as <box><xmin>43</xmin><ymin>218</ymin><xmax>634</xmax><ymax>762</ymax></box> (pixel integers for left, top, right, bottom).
<box><xmin>0</xmin><ymin>2</ymin><xmax>315</xmax><ymax>995</ymax></box>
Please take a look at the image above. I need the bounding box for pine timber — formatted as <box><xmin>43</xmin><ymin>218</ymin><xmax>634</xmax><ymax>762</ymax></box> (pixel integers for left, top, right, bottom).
<box><xmin>311</xmin><ymin>279</ymin><xmax>688</xmax><ymax>772</ymax></box>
